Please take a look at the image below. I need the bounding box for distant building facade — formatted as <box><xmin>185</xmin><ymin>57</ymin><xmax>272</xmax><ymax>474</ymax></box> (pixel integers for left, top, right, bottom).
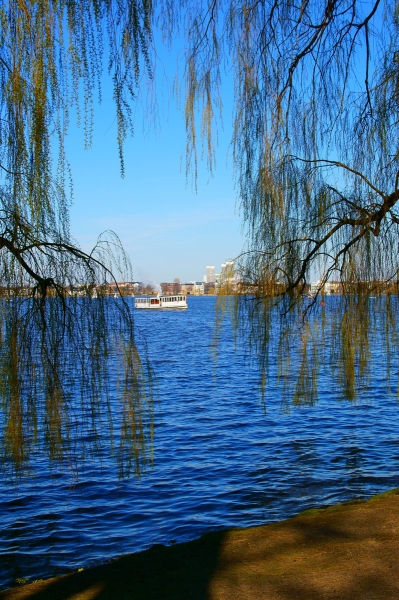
<box><xmin>181</xmin><ymin>283</ymin><xmax>194</xmax><ymax>295</ymax></box>
<box><xmin>160</xmin><ymin>281</ymin><xmax>182</xmax><ymax>295</ymax></box>
<box><xmin>192</xmin><ymin>281</ymin><xmax>205</xmax><ymax>294</ymax></box>
<box><xmin>205</xmin><ymin>266</ymin><xmax>216</xmax><ymax>283</ymax></box>
<box><xmin>310</xmin><ymin>280</ymin><xmax>342</xmax><ymax>295</ymax></box>
<box><xmin>204</xmin><ymin>282</ymin><xmax>216</xmax><ymax>294</ymax></box>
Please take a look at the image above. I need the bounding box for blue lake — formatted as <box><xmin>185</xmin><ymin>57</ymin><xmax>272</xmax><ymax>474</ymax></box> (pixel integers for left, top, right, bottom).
<box><xmin>1</xmin><ymin>296</ymin><xmax>399</xmax><ymax>588</ymax></box>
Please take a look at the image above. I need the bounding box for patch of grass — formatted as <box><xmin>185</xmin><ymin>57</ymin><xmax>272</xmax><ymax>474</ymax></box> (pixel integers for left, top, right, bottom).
<box><xmin>292</xmin><ymin>488</ymin><xmax>399</xmax><ymax>520</ymax></box>
<box><xmin>14</xmin><ymin>578</ymin><xmax>29</xmax><ymax>586</ymax></box>
<box><xmin>368</xmin><ymin>487</ymin><xmax>399</xmax><ymax>501</ymax></box>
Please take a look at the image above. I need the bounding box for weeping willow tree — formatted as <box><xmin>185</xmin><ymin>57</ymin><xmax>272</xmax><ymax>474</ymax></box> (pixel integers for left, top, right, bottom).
<box><xmin>0</xmin><ymin>1</ymin><xmax>156</xmax><ymax>477</ymax></box>
<box><xmin>2</xmin><ymin>0</ymin><xmax>399</xmax><ymax>475</ymax></box>
<box><xmin>167</xmin><ymin>0</ymin><xmax>399</xmax><ymax>403</ymax></box>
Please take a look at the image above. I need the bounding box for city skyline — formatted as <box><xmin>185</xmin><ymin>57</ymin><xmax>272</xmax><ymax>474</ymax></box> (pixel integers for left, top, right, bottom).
<box><xmin>153</xmin><ymin>261</ymin><xmax>236</xmax><ymax>288</ymax></box>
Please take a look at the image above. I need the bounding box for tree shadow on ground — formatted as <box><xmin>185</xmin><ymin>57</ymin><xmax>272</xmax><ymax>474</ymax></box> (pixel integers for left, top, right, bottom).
<box><xmin>0</xmin><ymin>532</ymin><xmax>225</xmax><ymax>600</ymax></box>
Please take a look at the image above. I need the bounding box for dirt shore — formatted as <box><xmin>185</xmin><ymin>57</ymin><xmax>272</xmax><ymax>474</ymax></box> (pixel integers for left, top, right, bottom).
<box><xmin>2</xmin><ymin>488</ymin><xmax>399</xmax><ymax>600</ymax></box>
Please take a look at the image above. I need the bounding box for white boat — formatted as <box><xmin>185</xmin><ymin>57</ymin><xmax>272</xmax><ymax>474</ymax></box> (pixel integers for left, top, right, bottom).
<box><xmin>135</xmin><ymin>295</ymin><xmax>188</xmax><ymax>309</ymax></box>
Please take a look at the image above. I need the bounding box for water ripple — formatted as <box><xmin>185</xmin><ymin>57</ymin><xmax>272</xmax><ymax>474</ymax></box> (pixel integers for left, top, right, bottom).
<box><xmin>1</xmin><ymin>296</ymin><xmax>399</xmax><ymax>588</ymax></box>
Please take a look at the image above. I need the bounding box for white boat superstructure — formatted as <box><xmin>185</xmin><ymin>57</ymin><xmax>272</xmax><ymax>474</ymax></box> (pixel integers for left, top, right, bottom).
<box><xmin>135</xmin><ymin>295</ymin><xmax>188</xmax><ymax>309</ymax></box>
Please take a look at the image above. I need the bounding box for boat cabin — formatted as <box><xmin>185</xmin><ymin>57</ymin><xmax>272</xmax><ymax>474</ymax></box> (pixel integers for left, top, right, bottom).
<box><xmin>135</xmin><ymin>295</ymin><xmax>187</xmax><ymax>309</ymax></box>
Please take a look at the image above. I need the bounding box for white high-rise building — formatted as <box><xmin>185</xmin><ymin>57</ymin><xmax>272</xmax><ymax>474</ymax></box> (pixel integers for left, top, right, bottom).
<box><xmin>221</xmin><ymin>261</ymin><xmax>235</xmax><ymax>278</ymax></box>
<box><xmin>206</xmin><ymin>265</ymin><xmax>216</xmax><ymax>283</ymax></box>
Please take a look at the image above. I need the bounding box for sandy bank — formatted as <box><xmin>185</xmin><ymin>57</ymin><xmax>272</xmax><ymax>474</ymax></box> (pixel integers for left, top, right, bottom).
<box><xmin>2</xmin><ymin>488</ymin><xmax>399</xmax><ymax>599</ymax></box>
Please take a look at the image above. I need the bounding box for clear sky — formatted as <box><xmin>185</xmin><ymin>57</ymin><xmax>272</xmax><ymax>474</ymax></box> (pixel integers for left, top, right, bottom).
<box><xmin>67</xmin><ymin>48</ymin><xmax>243</xmax><ymax>286</ymax></box>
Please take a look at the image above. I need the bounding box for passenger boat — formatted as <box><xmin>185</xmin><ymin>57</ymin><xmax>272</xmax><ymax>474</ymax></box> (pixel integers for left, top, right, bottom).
<box><xmin>135</xmin><ymin>295</ymin><xmax>188</xmax><ymax>309</ymax></box>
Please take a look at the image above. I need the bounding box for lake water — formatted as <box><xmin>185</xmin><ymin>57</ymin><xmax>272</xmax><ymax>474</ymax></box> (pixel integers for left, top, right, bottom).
<box><xmin>1</xmin><ymin>296</ymin><xmax>399</xmax><ymax>588</ymax></box>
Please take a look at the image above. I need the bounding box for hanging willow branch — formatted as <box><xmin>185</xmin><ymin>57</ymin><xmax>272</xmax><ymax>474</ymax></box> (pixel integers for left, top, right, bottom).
<box><xmin>0</xmin><ymin>0</ymin><xmax>155</xmax><ymax>477</ymax></box>
<box><xmin>168</xmin><ymin>0</ymin><xmax>399</xmax><ymax>403</ymax></box>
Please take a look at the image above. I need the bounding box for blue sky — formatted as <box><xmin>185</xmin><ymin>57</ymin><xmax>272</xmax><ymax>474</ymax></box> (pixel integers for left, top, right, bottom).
<box><xmin>67</xmin><ymin>49</ymin><xmax>243</xmax><ymax>285</ymax></box>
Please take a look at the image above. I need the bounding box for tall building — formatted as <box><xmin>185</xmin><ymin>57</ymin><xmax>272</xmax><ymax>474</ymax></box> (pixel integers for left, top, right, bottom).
<box><xmin>206</xmin><ymin>265</ymin><xmax>216</xmax><ymax>283</ymax></box>
<box><xmin>220</xmin><ymin>261</ymin><xmax>235</xmax><ymax>279</ymax></box>
<box><xmin>219</xmin><ymin>261</ymin><xmax>236</xmax><ymax>293</ymax></box>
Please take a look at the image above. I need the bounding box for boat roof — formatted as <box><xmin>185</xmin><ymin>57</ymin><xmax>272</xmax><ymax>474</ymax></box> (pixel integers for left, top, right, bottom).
<box><xmin>136</xmin><ymin>295</ymin><xmax>186</xmax><ymax>299</ymax></box>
